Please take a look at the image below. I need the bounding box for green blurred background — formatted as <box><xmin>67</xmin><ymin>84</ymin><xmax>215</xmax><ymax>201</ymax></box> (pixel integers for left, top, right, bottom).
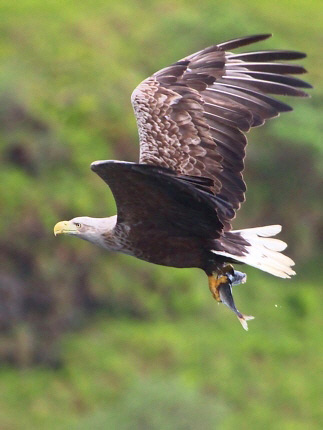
<box><xmin>0</xmin><ymin>0</ymin><xmax>322</xmax><ymax>429</ymax></box>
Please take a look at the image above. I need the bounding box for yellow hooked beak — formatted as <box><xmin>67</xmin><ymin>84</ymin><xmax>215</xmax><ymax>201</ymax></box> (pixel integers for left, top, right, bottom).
<box><xmin>54</xmin><ymin>220</ymin><xmax>78</xmax><ymax>236</ymax></box>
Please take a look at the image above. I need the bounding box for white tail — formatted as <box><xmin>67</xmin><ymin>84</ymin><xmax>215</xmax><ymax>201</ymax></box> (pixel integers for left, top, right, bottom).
<box><xmin>213</xmin><ymin>225</ymin><xmax>296</xmax><ymax>278</ymax></box>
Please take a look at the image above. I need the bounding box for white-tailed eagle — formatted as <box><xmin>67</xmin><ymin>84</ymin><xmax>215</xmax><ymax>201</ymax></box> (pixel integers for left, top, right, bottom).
<box><xmin>54</xmin><ymin>34</ymin><xmax>311</xmax><ymax>329</ymax></box>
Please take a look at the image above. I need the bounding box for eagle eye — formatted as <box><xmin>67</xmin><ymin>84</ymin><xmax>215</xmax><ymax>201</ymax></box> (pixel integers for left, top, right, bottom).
<box><xmin>75</xmin><ymin>222</ymin><xmax>81</xmax><ymax>228</ymax></box>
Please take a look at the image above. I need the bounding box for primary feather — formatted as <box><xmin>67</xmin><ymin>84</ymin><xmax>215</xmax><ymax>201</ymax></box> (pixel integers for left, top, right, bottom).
<box><xmin>131</xmin><ymin>33</ymin><xmax>310</xmax><ymax>231</ymax></box>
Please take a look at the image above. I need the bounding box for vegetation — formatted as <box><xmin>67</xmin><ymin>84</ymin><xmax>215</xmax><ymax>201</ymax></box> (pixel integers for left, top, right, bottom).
<box><xmin>0</xmin><ymin>0</ymin><xmax>322</xmax><ymax>428</ymax></box>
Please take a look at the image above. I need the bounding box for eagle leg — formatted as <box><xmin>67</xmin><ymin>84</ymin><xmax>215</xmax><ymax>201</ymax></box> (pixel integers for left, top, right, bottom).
<box><xmin>208</xmin><ymin>264</ymin><xmax>247</xmax><ymax>302</ymax></box>
<box><xmin>208</xmin><ymin>265</ymin><xmax>254</xmax><ymax>330</ymax></box>
<box><xmin>208</xmin><ymin>264</ymin><xmax>235</xmax><ymax>302</ymax></box>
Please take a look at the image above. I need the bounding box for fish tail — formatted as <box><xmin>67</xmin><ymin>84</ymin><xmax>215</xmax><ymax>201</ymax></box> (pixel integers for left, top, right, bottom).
<box><xmin>237</xmin><ymin>314</ymin><xmax>255</xmax><ymax>331</ymax></box>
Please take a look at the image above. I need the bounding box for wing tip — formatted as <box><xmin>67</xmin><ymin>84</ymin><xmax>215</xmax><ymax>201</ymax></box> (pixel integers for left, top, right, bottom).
<box><xmin>295</xmin><ymin>51</ymin><xmax>307</xmax><ymax>59</ymax></box>
<box><xmin>218</xmin><ymin>33</ymin><xmax>272</xmax><ymax>51</ymax></box>
<box><xmin>299</xmin><ymin>81</ymin><xmax>313</xmax><ymax>89</ymax></box>
<box><xmin>91</xmin><ymin>160</ymin><xmax>109</xmax><ymax>172</ymax></box>
<box><xmin>91</xmin><ymin>160</ymin><xmax>133</xmax><ymax>172</ymax></box>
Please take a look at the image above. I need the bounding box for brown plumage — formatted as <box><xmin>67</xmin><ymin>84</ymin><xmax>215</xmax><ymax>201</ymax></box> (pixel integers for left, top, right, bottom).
<box><xmin>55</xmin><ymin>34</ymin><xmax>311</xmax><ymax>329</ymax></box>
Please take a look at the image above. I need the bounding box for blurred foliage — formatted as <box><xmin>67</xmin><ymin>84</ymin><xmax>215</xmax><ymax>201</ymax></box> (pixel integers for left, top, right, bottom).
<box><xmin>0</xmin><ymin>280</ymin><xmax>322</xmax><ymax>430</ymax></box>
<box><xmin>0</xmin><ymin>0</ymin><xmax>322</xmax><ymax>429</ymax></box>
<box><xmin>73</xmin><ymin>376</ymin><xmax>224</xmax><ymax>430</ymax></box>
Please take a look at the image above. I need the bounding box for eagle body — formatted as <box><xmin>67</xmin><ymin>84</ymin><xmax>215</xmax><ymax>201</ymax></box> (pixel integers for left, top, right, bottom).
<box><xmin>112</xmin><ymin>230</ymin><xmax>239</xmax><ymax>271</ymax></box>
<box><xmin>90</xmin><ymin>160</ymin><xmax>250</xmax><ymax>272</ymax></box>
<box><xmin>54</xmin><ymin>34</ymin><xmax>311</xmax><ymax>329</ymax></box>
<box><xmin>115</xmin><ymin>227</ymin><xmax>207</xmax><ymax>269</ymax></box>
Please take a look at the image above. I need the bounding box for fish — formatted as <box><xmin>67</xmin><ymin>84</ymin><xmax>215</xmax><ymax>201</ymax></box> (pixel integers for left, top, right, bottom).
<box><xmin>219</xmin><ymin>270</ymin><xmax>254</xmax><ymax>331</ymax></box>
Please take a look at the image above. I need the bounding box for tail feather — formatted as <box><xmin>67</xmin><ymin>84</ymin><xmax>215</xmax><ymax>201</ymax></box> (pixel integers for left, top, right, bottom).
<box><xmin>212</xmin><ymin>225</ymin><xmax>296</xmax><ymax>278</ymax></box>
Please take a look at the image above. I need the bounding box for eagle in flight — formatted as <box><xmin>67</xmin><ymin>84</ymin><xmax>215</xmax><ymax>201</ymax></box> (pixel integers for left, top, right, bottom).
<box><xmin>54</xmin><ymin>34</ymin><xmax>310</xmax><ymax>329</ymax></box>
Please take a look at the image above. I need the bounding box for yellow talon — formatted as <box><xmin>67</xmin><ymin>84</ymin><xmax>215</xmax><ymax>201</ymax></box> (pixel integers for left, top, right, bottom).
<box><xmin>208</xmin><ymin>274</ymin><xmax>229</xmax><ymax>302</ymax></box>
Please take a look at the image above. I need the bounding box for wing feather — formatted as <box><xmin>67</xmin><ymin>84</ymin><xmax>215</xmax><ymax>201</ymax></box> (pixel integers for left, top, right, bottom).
<box><xmin>91</xmin><ymin>161</ymin><xmax>224</xmax><ymax>238</ymax></box>
<box><xmin>227</xmin><ymin>50</ymin><xmax>306</xmax><ymax>61</ymax></box>
<box><xmin>228</xmin><ymin>71</ymin><xmax>312</xmax><ymax>88</ymax></box>
<box><xmin>131</xmin><ymin>34</ymin><xmax>310</xmax><ymax>229</ymax></box>
<box><xmin>225</xmin><ymin>62</ymin><xmax>308</xmax><ymax>74</ymax></box>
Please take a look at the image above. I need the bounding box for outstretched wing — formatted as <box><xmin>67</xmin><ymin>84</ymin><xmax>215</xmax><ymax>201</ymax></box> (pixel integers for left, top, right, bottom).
<box><xmin>131</xmin><ymin>34</ymin><xmax>311</xmax><ymax>228</ymax></box>
<box><xmin>91</xmin><ymin>160</ymin><xmax>231</xmax><ymax>238</ymax></box>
